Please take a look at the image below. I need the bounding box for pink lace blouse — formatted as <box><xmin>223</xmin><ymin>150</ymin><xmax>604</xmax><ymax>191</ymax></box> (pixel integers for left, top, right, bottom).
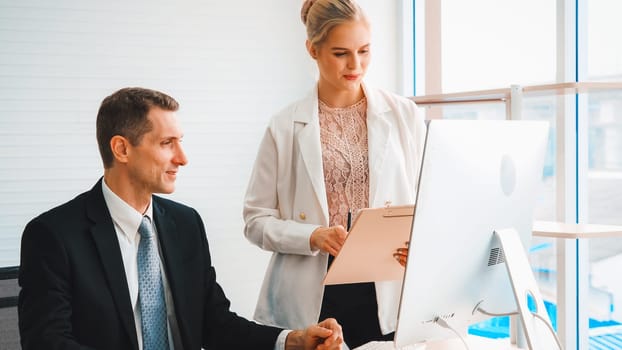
<box><xmin>318</xmin><ymin>98</ymin><xmax>370</xmax><ymax>228</ymax></box>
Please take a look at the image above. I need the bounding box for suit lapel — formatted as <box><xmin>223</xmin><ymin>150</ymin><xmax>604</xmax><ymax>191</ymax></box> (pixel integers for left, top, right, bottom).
<box><xmin>86</xmin><ymin>179</ymin><xmax>139</xmax><ymax>350</ymax></box>
<box><xmin>152</xmin><ymin>200</ymin><xmax>182</xmax><ymax>294</ymax></box>
<box><xmin>295</xmin><ymin>88</ymin><xmax>329</xmax><ymax>224</ymax></box>
<box><xmin>363</xmin><ymin>85</ymin><xmax>392</xmax><ymax>205</ymax></box>
<box><xmin>152</xmin><ymin>200</ymin><xmax>189</xmax><ymax>350</ymax></box>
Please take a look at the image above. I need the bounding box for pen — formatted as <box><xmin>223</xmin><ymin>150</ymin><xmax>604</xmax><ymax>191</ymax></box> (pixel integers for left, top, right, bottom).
<box><xmin>346</xmin><ymin>209</ymin><xmax>352</xmax><ymax>231</ymax></box>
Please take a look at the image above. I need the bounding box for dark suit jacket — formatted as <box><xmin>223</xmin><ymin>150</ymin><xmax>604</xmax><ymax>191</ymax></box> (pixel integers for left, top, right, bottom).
<box><xmin>18</xmin><ymin>179</ymin><xmax>282</xmax><ymax>350</ymax></box>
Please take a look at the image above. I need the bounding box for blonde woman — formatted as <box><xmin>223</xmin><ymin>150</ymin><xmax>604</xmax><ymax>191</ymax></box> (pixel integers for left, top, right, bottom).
<box><xmin>243</xmin><ymin>0</ymin><xmax>426</xmax><ymax>347</ymax></box>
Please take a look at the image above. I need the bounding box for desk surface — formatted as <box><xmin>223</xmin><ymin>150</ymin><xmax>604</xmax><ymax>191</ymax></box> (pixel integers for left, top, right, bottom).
<box><xmin>355</xmin><ymin>336</ymin><xmax>522</xmax><ymax>350</ymax></box>
<box><xmin>533</xmin><ymin>220</ymin><xmax>622</xmax><ymax>239</ymax></box>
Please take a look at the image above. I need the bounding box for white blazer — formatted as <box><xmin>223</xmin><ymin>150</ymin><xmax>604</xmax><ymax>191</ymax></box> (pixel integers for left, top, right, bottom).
<box><xmin>243</xmin><ymin>83</ymin><xmax>426</xmax><ymax>334</ymax></box>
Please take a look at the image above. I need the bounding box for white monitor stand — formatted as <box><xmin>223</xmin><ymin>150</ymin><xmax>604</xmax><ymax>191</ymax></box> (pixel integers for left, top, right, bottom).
<box><xmin>494</xmin><ymin>228</ymin><xmax>562</xmax><ymax>350</ymax></box>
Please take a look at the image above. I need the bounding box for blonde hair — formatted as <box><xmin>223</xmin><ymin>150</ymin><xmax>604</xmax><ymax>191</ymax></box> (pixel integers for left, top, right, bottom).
<box><xmin>301</xmin><ymin>0</ymin><xmax>368</xmax><ymax>48</ymax></box>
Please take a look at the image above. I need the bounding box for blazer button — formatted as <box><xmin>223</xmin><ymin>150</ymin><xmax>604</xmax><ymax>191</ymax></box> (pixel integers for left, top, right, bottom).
<box><xmin>299</xmin><ymin>212</ymin><xmax>306</xmax><ymax>220</ymax></box>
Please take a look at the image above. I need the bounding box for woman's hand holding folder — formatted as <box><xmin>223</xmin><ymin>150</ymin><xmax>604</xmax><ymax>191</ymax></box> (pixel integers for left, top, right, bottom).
<box><xmin>393</xmin><ymin>241</ymin><xmax>409</xmax><ymax>267</ymax></box>
<box><xmin>310</xmin><ymin>226</ymin><xmax>347</xmax><ymax>257</ymax></box>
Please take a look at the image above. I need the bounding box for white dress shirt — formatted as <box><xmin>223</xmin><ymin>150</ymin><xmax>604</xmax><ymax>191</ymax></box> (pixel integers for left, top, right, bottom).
<box><xmin>102</xmin><ymin>180</ymin><xmax>290</xmax><ymax>349</ymax></box>
<box><xmin>102</xmin><ymin>180</ymin><xmax>176</xmax><ymax>350</ymax></box>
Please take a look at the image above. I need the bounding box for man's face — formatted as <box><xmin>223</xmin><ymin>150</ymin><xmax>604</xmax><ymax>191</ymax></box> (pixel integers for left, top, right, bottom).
<box><xmin>126</xmin><ymin>107</ymin><xmax>187</xmax><ymax>195</ymax></box>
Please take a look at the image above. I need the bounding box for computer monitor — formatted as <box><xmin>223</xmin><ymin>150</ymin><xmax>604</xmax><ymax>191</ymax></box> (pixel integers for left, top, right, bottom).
<box><xmin>394</xmin><ymin>119</ymin><xmax>551</xmax><ymax>348</ymax></box>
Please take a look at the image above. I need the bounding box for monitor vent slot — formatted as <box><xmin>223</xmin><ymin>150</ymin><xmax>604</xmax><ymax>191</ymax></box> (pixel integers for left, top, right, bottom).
<box><xmin>488</xmin><ymin>247</ymin><xmax>505</xmax><ymax>266</ymax></box>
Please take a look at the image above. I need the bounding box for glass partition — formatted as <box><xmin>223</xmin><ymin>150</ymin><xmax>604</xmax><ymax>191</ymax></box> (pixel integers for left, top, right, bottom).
<box><xmin>440</xmin><ymin>0</ymin><xmax>556</xmax><ymax>93</ymax></box>
<box><xmin>585</xmin><ymin>90</ymin><xmax>622</xmax><ymax>345</ymax></box>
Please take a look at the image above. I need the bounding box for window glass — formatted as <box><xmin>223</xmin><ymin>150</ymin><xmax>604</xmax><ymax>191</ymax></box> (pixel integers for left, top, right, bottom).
<box><xmin>586</xmin><ymin>91</ymin><xmax>622</xmax><ymax>336</ymax></box>
<box><xmin>586</xmin><ymin>0</ymin><xmax>622</xmax><ymax>343</ymax></box>
<box><xmin>587</xmin><ymin>0</ymin><xmax>622</xmax><ymax>79</ymax></box>
<box><xmin>522</xmin><ymin>95</ymin><xmax>557</xmax><ymax>221</ymax></box>
<box><xmin>588</xmin><ymin>91</ymin><xmax>622</xmax><ymax>224</ymax></box>
<box><xmin>441</xmin><ymin>0</ymin><xmax>556</xmax><ymax>92</ymax></box>
<box><xmin>440</xmin><ymin>103</ymin><xmax>505</xmax><ymax>121</ymax></box>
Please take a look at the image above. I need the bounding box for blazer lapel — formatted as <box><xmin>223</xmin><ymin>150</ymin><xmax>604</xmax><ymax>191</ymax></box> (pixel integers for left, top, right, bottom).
<box><xmin>363</xmin><ymin>84</ymin><xmax>392</xmax><ymax>205</ymax></box>
<box><xmin>152</xmin><ymin>200</ymin><xmax>189</xmax><ymax>349</ymax></box>
<box><xmin>295</xmin><ymin>88</ymin><xmax>329</xmax><ymax>224</ymax></box>
<box><xmin>151</xmin><ymin>200</ymin><xmax>183</xmax><ymax>297</ymax></box>
<box><xmin>152</xmin><ymin>201</ymin><xmax>182</xmax><ymax>293</ymax></box>
<box><xmin>86</xmin><ymin>179</ymin><xmax>139</xmax><ymax>350</ymax></box>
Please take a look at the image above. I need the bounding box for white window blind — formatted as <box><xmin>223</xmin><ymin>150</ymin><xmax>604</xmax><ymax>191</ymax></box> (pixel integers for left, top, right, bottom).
<box><xmin>0</xmin><ymin>0</ymin><xmax>316</xmax><ymax>318</ymax></box>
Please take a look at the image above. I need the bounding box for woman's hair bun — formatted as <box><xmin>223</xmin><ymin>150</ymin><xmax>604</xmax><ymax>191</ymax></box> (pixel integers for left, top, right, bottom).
<box><xmin>301</xmin><ymin>0</ymin><xmax>317</xmax><ymax>24</ymax></box>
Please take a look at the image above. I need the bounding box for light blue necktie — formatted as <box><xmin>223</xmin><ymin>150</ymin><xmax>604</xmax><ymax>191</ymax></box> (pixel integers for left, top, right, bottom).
<box><xmin>137</xmin><ymin>215</ymin><xmax>169</xmax><ymax>350</ymax></box>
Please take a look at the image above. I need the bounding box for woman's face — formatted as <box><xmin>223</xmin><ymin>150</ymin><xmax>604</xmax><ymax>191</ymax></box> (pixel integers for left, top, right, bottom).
<box><xmin>309</xmin><ymin>19</ymin><xmax>371</xmax><ymax>96</ymax></box>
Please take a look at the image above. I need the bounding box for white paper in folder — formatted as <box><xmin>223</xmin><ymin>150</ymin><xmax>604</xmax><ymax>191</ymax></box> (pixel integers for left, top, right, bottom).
<box><xmin>323</xmin><ymin>204</ymin><xmax>414</xmax><ymax>285</ymax></box>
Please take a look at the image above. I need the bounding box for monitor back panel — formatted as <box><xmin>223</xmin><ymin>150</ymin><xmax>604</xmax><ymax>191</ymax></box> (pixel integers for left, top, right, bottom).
<box><xmin>395</xmin><ymin>120</ymin><xmax>549</xmax><ymax>347</ymax></box>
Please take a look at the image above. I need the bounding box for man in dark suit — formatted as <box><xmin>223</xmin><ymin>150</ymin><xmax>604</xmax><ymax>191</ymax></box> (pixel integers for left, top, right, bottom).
<box><xmin>18</xmin><ymin>87</ymin><xmax>343</xmax><ymax>350</ymax></box>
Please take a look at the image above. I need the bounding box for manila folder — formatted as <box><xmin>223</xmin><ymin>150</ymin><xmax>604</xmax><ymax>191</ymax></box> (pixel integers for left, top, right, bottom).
<box><xmin>323</xmin><ymin>205</ymin><xmax>414</xmax><ymax>285</ymax></box>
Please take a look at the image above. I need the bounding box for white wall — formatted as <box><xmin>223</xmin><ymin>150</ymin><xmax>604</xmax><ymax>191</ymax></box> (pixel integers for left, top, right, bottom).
<box><xmin>0</xmin><ymin>0</ymin><xmax>405</xmax><ymax>318</ymax></box>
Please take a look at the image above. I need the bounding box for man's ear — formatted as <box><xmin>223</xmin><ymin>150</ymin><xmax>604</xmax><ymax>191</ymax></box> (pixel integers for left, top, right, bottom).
<box><xmin>110</xmin><ymin>135</ymin><xmax>130</xmax><ymax>164</ymax></box>
<box><xmin>306</xmin><ymin>40</ymin><xmax>317</xmax><ymax>59</ymax></box>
